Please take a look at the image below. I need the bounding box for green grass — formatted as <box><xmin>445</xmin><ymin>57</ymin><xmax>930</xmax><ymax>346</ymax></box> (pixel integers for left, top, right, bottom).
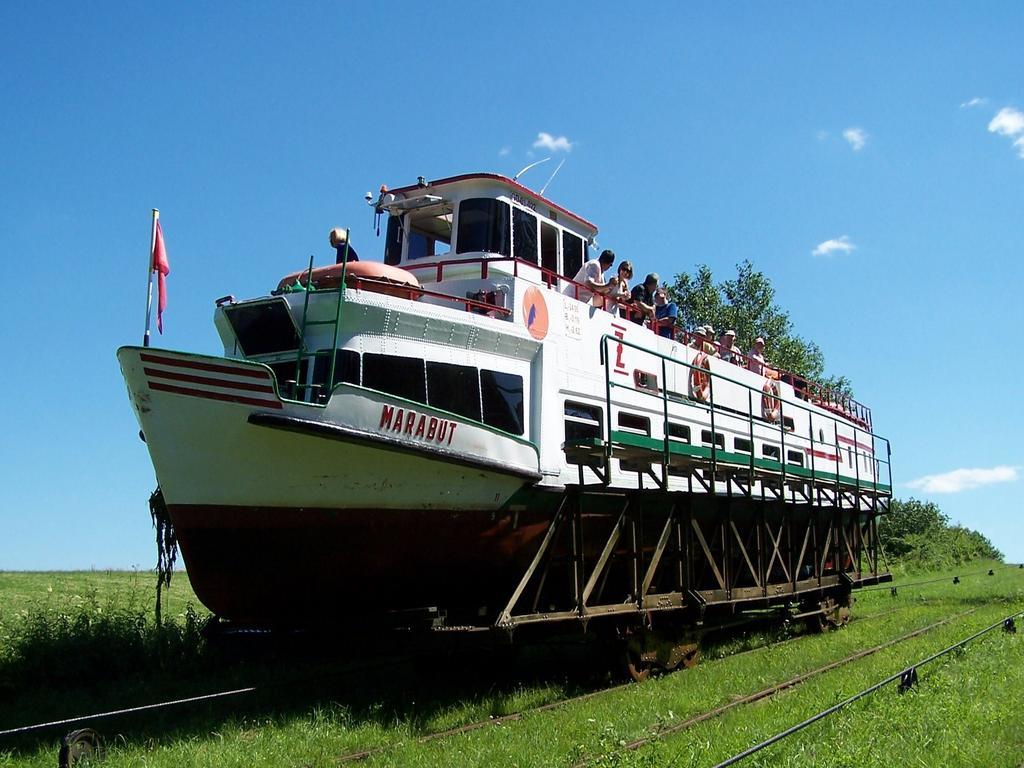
<box><xmin>1</xmin><ymin>563</ymin><xmax>1022</xmax><ymax>767</ymax></box>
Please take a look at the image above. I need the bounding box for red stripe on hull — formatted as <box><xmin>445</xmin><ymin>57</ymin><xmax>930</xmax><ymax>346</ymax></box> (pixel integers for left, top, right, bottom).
<box><xmin>804</xmin><ymin>448</ymin><xmax>840</xmax><ymax>461</ymax></box>
<box><xmin>148</xmin><ymin>381</ymin><xmax>283</xmax><ymax>409</ymax></box>
<box><xmin>141</xmin><ymin>353</ymin><xmax>270</xmax><ymax>380</ymax></box>
<box><xmin>836</xmin><ymin>435</ymin><xmax>873</xmax><ymax>453</ymax></box>
<box><xmin>144</xmin><ymin>367</ymin><xmax>276</xmax><ymax>394</ymax></box>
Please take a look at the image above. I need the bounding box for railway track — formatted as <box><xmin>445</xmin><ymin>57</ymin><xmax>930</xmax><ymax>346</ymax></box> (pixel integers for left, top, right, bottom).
<box><xmin>330</xmin><ymin>604</ymin><xmax>947</xmax><ymax>765</ymax></box>
<box><xmin>6</xmin><ymin>569</ymin><xmax>1018</xmax><ymax>765</ymax></box>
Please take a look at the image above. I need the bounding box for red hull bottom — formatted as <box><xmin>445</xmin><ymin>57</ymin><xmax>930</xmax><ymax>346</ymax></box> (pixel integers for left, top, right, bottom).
<box><xmin>170</xmin><ymin>505</ymin><xmax>551</xmax><ymax>627</ymax></box>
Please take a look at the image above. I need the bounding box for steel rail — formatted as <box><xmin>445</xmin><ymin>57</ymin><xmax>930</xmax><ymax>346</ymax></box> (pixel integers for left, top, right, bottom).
<box><xmin>331</xmin><ymin>605</ymin><xmax>913</xmax><ymax>765</ymax></box>
<box><xmin>711</xmin><ymin>607</ymin><xmax>1024</xmax><ymax>768</ymax></box>
<box><xmin>0</xmin><ymin>649</ymin><xmax>428</xmax><ymax>739</ymax></box>
<box><xmin>571</xmin><ymin>607</ymin><xmax>977</xmax><ymax>767</ymax></box>
<box><xmin>860</xmin><ymin>563</ymin><xmax>1021</xmax><ymax>593</ymax></box>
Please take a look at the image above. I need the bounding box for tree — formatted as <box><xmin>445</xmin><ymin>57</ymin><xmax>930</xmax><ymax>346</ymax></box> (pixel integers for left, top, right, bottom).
<box><xmin>877</xmin><ymin>497</ymin><xmax>1003</xmax><ymax>567</ymax></box>
<box><xmin>666</xmin><ymin>260</ymin><xmax>851</xmax><ymax>394</ymax></box>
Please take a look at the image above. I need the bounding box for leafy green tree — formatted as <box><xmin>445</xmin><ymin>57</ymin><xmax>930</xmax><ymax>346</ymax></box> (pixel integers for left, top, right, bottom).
<box><xmin>878</xmin><ymin>497</ymin><xmax>1002</xmax><ymax>568</ymax></box>
<box><xmin>666</xmin><ymin>260</ymin><xmax>851</xmax><ymax>395</ymax></box>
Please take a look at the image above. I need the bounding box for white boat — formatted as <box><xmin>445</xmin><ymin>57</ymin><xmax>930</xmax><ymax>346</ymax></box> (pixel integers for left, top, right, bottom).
<box><xmin>119</xmin><ymin>172</ymin><xmax>891</xmax><ymax>641</ymax></box>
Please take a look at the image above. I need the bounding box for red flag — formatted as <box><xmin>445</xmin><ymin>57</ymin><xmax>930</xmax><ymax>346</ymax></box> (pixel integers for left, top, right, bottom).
<box><xmin>152</xmin><ymin>220</ymin><xmax>170</xmax><ymax>333</ymax></box>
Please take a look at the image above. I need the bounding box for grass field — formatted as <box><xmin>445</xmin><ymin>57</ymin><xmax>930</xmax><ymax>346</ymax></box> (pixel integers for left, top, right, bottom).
<box><xmin>1</xmin><ymin>563</ymin><xmax>1022</xmax><ymax>767</ymax></box>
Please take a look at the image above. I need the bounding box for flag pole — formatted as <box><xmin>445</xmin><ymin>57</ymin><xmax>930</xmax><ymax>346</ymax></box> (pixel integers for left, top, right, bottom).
<box><xmin>143</xmin><ymin>208</ymin><xmax>159</xmax><ymax>347</ymax></box>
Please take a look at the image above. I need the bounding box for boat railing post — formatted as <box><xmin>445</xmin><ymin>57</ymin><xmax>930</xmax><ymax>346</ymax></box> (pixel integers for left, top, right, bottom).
<box><xmin>748</xmin><ymin>386</ymin><xmax>755</xmax><ymax>493</ymax></box>
<box><xmin>293</xmin><ymin>254</ymin><xmax>315</xmax><ymax>400</ymax></box>
<box><xmin>661</xmin><ymin>355</ymin><xmax>669</xmax><ymax>480</ymax></box>
<box><xmin>326</xmin><ymin>229</ymin><xmax>350</xmax><ymax>395</ymax></box>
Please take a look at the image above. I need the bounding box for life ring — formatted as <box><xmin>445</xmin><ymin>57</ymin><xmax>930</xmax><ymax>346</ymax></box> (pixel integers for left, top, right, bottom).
<box><xmin>690</xmin><ymin>352</ymin><xmax>712</xmax><ymax>402</ymax></box>
<box><xmin>277</xmin><ymin>262</ymin><xmax>421</xmax><ymax>300</ymax></box>
<box><xmin>762</xmin><ymin>378</ymin><xmax>781</xmax><ymax>422</ymax></box>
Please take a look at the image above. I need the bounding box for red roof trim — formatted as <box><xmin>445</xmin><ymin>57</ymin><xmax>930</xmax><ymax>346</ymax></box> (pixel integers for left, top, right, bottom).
<box><xmin>388</xmin><ymin>173</ymin><xmax>598</xmax><ymax>232</ymax></box>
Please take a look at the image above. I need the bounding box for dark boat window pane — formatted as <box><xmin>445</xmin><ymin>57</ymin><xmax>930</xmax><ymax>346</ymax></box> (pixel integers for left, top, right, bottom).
<box><xmin>540</xmin><ymin>222</ymin><xmax>558</xmax><ymax>275</ymax></box>
<box><xmin>363</xmin><ymin>353</ymin><xmax>426</xmax><ymax>404</ymax></box>
<box><xmin>269</xmin><ymin>358</ymin><xmax>309</xmax><ymax>400</ymax></box>
<box><xmin>562</xmin><ymin>231</ymin><xmax>583</xmax><ymax>280</ymax></box>
<box><xmin>224</xmin><ymin>300</ymin><xmax>300</xmax><ymax>356</ymax></box>
<box><xmin>482</xmin><ymin>370</ymin><xmax>524</xmax><ymax>435</ymax></box>
<box><xmin>513</xmin><ymin>207</ymin><xmax>539</xmax><ymax>265</ymax></box>
<box><xmin>427</xmin><ymin>362</ymin><xmax>481</xmax><ymax>421</ymax></box>
<box><xmin>312</xmin><ymin>349</ymin><xmax>360</xmax><ymax>400</ymax></box>
<box><xmin>457</xmin><ymin>198</ymin><xmax>510</xmax><ymax>256</ymax></box>
<box><xmin>384</xmin><ymin>215</ymin><xmax>403</xmax><ymax>265</ymax></box>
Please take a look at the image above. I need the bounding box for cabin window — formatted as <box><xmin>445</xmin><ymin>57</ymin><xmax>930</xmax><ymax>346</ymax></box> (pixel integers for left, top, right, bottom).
<box><xmin>701</xmin><ymin>429</ymin><xmax>725</xmax><ymax>450</ymax></box>
<box><xmin>564</xmin><ymin>401</ymin><xmax>602</xmax><ymax>441</ymax></box>
<box><xmin>269</xmin><ymin>358</ymin><xmax>310</xmax><ymax>400</ymax></box>
<box><xmin>224</xmin><ymin>300</ymin><xmax>300</xmax><ymax>356</ymax></box>
<box><xmin>617</xmin><ymin>413</ymin><xmax>650</xmax><ymax>435</ymax></box>
<box><xmin>456</xmin><ymin>198</ymin><xmax>510</xmax><ymax>256</ymax></box>
<box><xmin>562</xmin><ymin>231</ymin><xmax>584</xmax><ymax>280</ymax></box>
<box><xmin>668</xmin><ymin>423</ymin><xmax>690</xmax><ymax>442</ymax></box>
<box><xmin>311</xmin><ymin>349</ymin><xmax>360</xmax><ymax>400</ymax></box>
<box><xmin>362</xmin><ymin>354</ymin><xmax>426</xmax><ymax>404</ymax></box>
<box><xmin>384</xmin><ymin>215</ymin><xmax>403</xmax><ymax>265</ymax></box>
<box><xmin>782</xmin><ymin>416</ymin><xmax>795</xmax><ymax>432</ymax></box>
<box><xmin>735</xmin><ymin>437</ymin><xmax>752</xmax><ymax>454</ymax></box>
<box><xmin>512</xmin><ymin>207</ymin><xmax>539</xmax><ymax>265</ymax></box>
<box><xmin>564</xmin><ymin>401</ymin><xmax>603</xmax><ymax>466</ymax></box>
<box><xmin>426</xmin><ymin>362</ymin><xmax>481</xmax><ymax>421</ymax></box>
<box><xmin>762</xmin><ymin>444</ymin><xmax>781</xmax><ymax>460</ymax></box>
<box><xmin>481</xmin><ymin>370</ymin><xmax>525</xmax><ymax>435</ymax></box>
<box><xmin>540</xmin><ymin>221</ymin><xmax>559</xmax><ymax>275</ymax></box>
<box><xmin>787</xmin><ymin>450</ymin><xmax>804</xmax><ymax>467</ymax></box>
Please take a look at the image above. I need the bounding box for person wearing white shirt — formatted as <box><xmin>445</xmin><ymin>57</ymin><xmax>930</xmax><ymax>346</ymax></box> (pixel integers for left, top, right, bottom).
<box><xmin>748</xmin><ymin>336</ymin><xmax>767</xmax><ymax>375</ymax></box>
<box><xmin>564</xmin><ymin>249</ymin><xmax>616</xmax><ymax>306</ymax></box>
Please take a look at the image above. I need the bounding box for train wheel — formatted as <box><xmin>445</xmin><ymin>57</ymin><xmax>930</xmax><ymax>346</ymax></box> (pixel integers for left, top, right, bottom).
<box><xmin>679</xmin><ymin>643</ymin><xmax>701</xmax><ymax>669</ymax></box>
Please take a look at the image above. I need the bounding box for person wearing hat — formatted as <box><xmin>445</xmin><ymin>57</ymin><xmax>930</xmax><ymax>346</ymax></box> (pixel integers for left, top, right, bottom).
<box><xmin>748</xmin><ymin>337</ymin><xmax>767</xmax><ymax>375</ymax></box>
<box><xmin>718</xmin><ymin>329</ymin><xmax>738</xmax><ymax>363</ymax></box>
<box><xmin>629</xmin><ymin>272</ymin><xmax>659</xmax><ymax>325</ymax></box>
<box><xmin>565</xmin><ymin>249</ymin><xmax>616</xmax><ymax>306</ymax></box>
<box><xmin>691</xmin><ymin>325</ymin><xmax>718</xmax><ymax>355</ymax></box>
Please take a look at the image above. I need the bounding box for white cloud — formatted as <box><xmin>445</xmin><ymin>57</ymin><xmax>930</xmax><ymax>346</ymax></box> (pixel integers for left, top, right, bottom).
<box><xmin>815</xmin><ymin>130</ymin><xmax>829</xmax><ymax>142</ymax></box>
<box><xmin>987</xmin><ymin>107</ymin><xmax>1024</xmax><ymax>159</ymax></box>
<box><xmin>533</xmin><ymin>132</ymin><xmax>573</xmax><ymax>153</ymax></box>
<box><xmin>988</xmin><ymin>107</ymin><xmax>1024</xmax><ymax>136</ymax></box>
<box><xmin>842</xmin><ymin>127</ymin><xmax>868</xmax><ymax>151</ymax></box>
<box><xmin>906</xmin><ymin>466</ymin><xmax>1019</xmax><ymax>494</ymax></box>
<box><xmin>498</xmin><ymin>146</ymin><xmax>511</xmax><ymax>157</ymax></box>
<box><xmin>812</xmin><ymin>235</ymin><xmax>856</xmax><ymax>257</ymax></box>
<box><xmin>960</xmin><ymin>97</ymin><xmax>988</xmax><ymax>109</ymax></box>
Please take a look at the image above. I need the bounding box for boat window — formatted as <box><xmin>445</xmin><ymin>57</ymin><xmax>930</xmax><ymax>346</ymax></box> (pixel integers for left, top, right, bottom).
<box><xmin>224</xmin><ymin>300</ymin><xmax>300</xmax><ymax>356</ymax></box>
<box><xmin>312</xmin><ymin>349</ymin><xmax>360</xmax><ymax>400</ymax></box>
<box><xmin>384</xmin><ymin>215</ymin><xmax>403</xmax><ymax>265</ymax></box>
<box><xmin>787</xmin><ymin>450</ymin><xmax>804</xmax><ymax>467</ymax></box>
<box><xmin>481</xmin><ymin>370</ymin><xmax>524</xmax><ymax>435</ymax></box>
<box><xmin>427</xmin><ymin>362</ymin><xmax>481</xmax><ymax>421</ymax></box>
<box><xmin>668</xmin><ymin>422</ymin><xmax>690</xmax><ymax>442</ymax></box>
<box><xmin>762</xmin><ymin>444</ymin><xmax>781</xmax><ymax>460</ymax></box>
<box><xmin>562</xmin><ymin>231</ymin><xmax>584</xmax><ymax>280</ymax></box>
<box><xmin>362</xmin><ymin>354</ymin><xmax>426</xmax><ymax>403</ymax></box>
<box><xmin>456</xmin><ymin>198</ymin><xmax>510</xmax><ymax>256</ymax></box>
<box><xmin>564</xmin><ymin>401</ymin><xmax>603</xmax><ymax>466</ymax></box>
<box><xmin>512</xmin><ymin>207</ymin><xmax>539</xmax><ymax>265</ymax></box>
<box><xmin>540</xmin><ymin>221</ymin><xmax>559</xmax><ymax>275</ymax></box>
<box><xmin>700</xmin><ymin>429</ymin><xmax>725</xmax><ymax>450</ymax></box>
<box><xmin>617</xmin><ymin>412</ymin><xmax>650</xmax><ymax>435</ymax></box>
<box><xmin>735</xmin><ymin>437</ymin><xmax>752</xmax><ymax>454</ymax></box>
<box><xmin>268</xmin><ymin>358</ymin><xmax>310</xmax><ymax>400</ymax></box>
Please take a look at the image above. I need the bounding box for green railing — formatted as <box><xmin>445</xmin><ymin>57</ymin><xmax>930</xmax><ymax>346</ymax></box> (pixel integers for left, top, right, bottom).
<box><xmin>597</xmin><ymin>334</ymin><xmax>892</xmax><ymax>496</ymax></box>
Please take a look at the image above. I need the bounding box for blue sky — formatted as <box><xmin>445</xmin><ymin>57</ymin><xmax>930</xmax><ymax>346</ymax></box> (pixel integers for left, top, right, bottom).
<box><xmin>1</xmin><ymin>2</ymin><xmax>1021</xmax><ymax>569</ymax></box>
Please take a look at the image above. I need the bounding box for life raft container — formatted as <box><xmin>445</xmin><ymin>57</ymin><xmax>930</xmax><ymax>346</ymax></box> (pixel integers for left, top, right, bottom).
<box><xmin>762</xmin><ymin>378</ymin><xmax>781</xmax><ymax>423</ymax></box>
<box><xmin>277</xmin><ymin>262</ymin><xmax>421</xmax><ymax>300</ymax></box>
<box><xmin>689</xmin><ymin>352</ymin><xmax>712</xmax><ymax>402</ymax></box>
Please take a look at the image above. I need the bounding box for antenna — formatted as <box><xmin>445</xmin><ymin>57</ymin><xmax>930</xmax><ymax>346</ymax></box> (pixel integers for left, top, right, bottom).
<box><xmin>512</xmin><ymin>157</ymin><xmax>550</xmax><ymax>182</ymax></box>
<box><xmin>539</xmin><ymin>157</ymin><xmax>566</xmax><ymax>196</ymax></box>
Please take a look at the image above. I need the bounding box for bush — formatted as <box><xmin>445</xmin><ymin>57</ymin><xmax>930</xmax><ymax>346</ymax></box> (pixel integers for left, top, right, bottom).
<box><xmin>879</xmin><ymin>498</ymin><xmax>1002</xmax><ymax>571</ymax></box>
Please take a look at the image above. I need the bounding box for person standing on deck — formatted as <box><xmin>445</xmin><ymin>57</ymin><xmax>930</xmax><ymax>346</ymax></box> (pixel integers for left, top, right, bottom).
<box><xmin>564</xmin><ymin>249</ymin><xmax>616</xmax><ymax>306</ymax></box>
<box><xmin>748</xmin><ymin>337</ymin><xmax>767</xmax><ymax>375</ymax></box>
<box><xmin>653</xmin><ymin>285</ymin><xmax>678</xmax><ymax>338</ymax></box>
<box><xmin>629</xmin><ymin>272</ymin><xmax>659</xmax><ymax>325</ymax></box>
